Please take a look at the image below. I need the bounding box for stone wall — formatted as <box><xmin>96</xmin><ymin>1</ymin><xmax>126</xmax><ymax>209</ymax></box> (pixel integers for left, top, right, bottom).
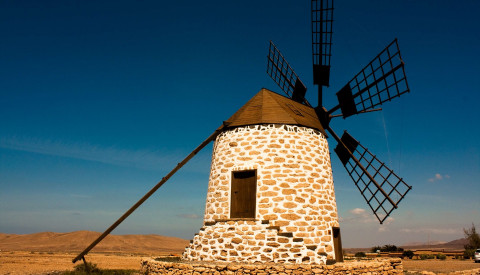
<box><xmin>183</xmin><ymin>124</ymin><xmax>340</xmax><ymax>264</ymax></box>
<box><xmin>141</xmin><ymin>258</ymin><xmax>403</xmax><ymax>274</ymax></box>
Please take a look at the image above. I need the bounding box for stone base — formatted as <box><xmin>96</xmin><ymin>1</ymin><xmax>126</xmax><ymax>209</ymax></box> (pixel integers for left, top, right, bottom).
<box><xmin>141</xmin><ymin>258</ymin><xmax>403</xmax><ymax>274</ymax></box>
<box><xmin>183</xmin><ymin>220</ymin><xmax>330</xmax><ymax>264</ymax></box>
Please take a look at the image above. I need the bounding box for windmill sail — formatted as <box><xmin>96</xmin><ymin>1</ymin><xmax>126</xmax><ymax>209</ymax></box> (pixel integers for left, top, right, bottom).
<box><xmin>311</xmin><ymin>0</ymin><xmax>334</xmax><ymax>87</ymax></box>
<box><xmin>334</xmin><ymin>131</ymin><xmax>411</xmax><ymax>224</ymax></box>
<box><xmin>267</xmin><ymin>41</ymin><xmax>308</xmax><ymax>105</ymax></box>
<box><xmin>333</xmin><ymin>39</ymin><xmax>410</xmax><ymax>118</ymax></box>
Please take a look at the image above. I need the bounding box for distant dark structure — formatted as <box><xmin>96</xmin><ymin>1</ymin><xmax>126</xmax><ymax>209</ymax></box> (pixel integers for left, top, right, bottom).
<box><xmin>73</xmin><ymin>0</ymin><xmax>412</xmax><ymax>265</ymax></box>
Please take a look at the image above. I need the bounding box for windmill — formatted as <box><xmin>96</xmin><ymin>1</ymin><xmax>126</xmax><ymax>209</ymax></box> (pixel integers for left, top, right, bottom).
<box><xmin>73</xmin><ymin>0</ymin><xmax>412</xmax><ymax>265</ymax></box>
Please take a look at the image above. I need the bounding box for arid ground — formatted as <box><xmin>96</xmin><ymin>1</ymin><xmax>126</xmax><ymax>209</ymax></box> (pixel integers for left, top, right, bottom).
<box><xmin>1</xmin><ymin>232</ymin><xmax>479</xmax><ymax>274</ymax></box>
<box><xmin>0</xmin><ymin>251</ymin><xmax>148</xmax><ymax>274</ymax></box>
<box><xmin>0</xmin><ymin>231</ymin><xmax>187</xmax><ymax>274</ymax></box>
<box><xmin>2</xmin><ymin>252</ymin><xmax>480</xmax><ymax>275</ymax></box>
<box><xmin>402</xmin><ymin>259</ymin><xmax>479</xmax><ymax>274</ymax></box>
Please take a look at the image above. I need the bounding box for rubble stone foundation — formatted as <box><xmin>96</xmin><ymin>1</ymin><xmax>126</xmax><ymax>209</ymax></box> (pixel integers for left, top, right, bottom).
<box><xmin>141</xmin><ymin>258</ymin><xmax>403</xmax><ymax>274</ymax></box>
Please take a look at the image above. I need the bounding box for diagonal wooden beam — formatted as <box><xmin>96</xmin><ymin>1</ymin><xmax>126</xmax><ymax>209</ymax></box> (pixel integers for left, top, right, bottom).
<box><xmin>72</xmin><ymin>126</ymin><xmax>223</xmax><ymax>263</ymax></box>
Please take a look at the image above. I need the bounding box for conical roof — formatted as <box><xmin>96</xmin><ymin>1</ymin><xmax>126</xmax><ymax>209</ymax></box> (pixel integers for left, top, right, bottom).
<box><xmin>224</xmin><ymin>88</ymin><xmax>326</xmax><ymax>134</ymax></box>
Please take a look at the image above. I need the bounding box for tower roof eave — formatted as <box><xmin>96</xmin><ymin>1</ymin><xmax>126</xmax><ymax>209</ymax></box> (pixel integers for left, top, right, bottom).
<box><xmin>224</xmin><ymin>88</ymin><xmax>326</xmax><ymax>135</ymax></box>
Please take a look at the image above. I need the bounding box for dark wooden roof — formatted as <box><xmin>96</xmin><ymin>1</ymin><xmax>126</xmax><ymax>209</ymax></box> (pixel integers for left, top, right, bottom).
<box><xmin>224</xmin><ymin>88</ymin><xmax>326</xmax><ymax>135</ymax></box>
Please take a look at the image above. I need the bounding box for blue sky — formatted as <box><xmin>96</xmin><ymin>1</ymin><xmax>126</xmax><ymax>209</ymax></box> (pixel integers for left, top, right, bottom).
<box><xmin>1</xmin><ymin>0</ymin><xmax>479</xmax><ymax>248</ymax></box>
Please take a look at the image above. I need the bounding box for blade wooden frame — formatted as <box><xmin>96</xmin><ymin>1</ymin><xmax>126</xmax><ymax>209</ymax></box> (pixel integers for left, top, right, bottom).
<box><xmin>334</xmin><ymin>131</ymin><xmax>411</xmax><ymax>224</ymax></box>
<box><xmin>267</xmin><ymin>41</ymin><xmax>308</xmax><ymax>105</ymax></box>
<box><xmin>332</xmin><ymin>39</ymin><xmax>410</xmax><ymax>118</ymax></box>
<box><xmin>311</xmin><ymin>0</ymin><xmax>333</xmax><ymax>87</ymax></box>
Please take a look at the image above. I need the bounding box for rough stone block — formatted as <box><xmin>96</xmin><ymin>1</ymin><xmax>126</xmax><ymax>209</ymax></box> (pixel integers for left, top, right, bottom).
<box><xmin>281</xmin><ymin>213</ymin><xmax>301</xmax><ymax>220</ymax></box>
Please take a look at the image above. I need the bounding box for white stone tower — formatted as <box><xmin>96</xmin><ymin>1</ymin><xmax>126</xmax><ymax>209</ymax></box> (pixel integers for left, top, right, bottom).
<box><xmin>183</xmin><ymin>88</ymin><xmax>342</xmax><ymax>264</ymax></box>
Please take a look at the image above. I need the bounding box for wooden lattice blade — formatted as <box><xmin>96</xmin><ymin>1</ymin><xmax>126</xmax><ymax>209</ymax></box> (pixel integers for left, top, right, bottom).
<box><xmin>333</xmin><ymin>39</ymin><xmax>410</xmax><ymax>118</ymax></box>
<box><xmin>267</xmin><ymin>41</ymin><xmax>308</xmax><ymax>105</ymax></box>
<box><xmin>311</xmin><ymin>0</ymin><xmax>333</xmax><ymax>87</ymax></box>
<box><xmin>334</xmin><ymin>131</ymin><xmax>412</xmax><ymax>224</ymax></box>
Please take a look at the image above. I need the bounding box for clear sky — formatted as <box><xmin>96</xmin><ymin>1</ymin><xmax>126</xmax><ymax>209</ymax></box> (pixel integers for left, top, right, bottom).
<box><xmin>1</xmin><ymin>0</ymin><xmax>479</xmax><ymax>248</ymax></box>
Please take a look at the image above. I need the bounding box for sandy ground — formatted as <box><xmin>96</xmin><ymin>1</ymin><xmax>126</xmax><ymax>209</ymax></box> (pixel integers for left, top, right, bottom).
<box><xmin>0</xmin><ymin>231</ymin><xmax>187</xmax><ymax>274</ymax></box>
<box><xmin>0</xmin><ymin>232</ymin><xmax>189</xmax><ymax>255</ymax></box>
<box><xmin>402</xmin><ymin>259</ymin><xmax>480</xmax><ymax>274</ymax></box>
<box><xmin>0</xmin><ymin>251</ymin><xmax>160</xmax><ymax>274</ymax></box>
<box><xmin>2</xmin><ymin>252</ymin><xmax>480</xmax><ymax>275</ymax></box>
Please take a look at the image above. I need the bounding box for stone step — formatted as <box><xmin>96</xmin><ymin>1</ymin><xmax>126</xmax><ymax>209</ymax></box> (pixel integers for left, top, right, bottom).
<box><xmin>293</xmin><ymin>238</ymin><xmax>304</xmax><ymax>242</ymax></box>
<box><xmin>204</xmin><ymin>221</ymin><xmax>216</xmax><ymax>226</ymax></box>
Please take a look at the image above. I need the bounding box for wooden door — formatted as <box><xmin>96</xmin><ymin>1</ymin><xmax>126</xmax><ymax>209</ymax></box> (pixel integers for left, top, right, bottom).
<box><xmin>333</xmin><ymin>227</ymin><xmax>344</xmax><ymax>262</ymax></box>
<box><xmin>230</xmin><ymin>170</ymin><xmax>256</xmax><ymax>218</ymax></box>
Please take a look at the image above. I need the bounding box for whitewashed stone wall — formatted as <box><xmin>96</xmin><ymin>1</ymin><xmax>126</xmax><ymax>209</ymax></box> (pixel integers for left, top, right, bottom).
<box><xmin>183</xmin><ymin>124</ymin><xmax>339</xmax><ymax>264</ymax></box>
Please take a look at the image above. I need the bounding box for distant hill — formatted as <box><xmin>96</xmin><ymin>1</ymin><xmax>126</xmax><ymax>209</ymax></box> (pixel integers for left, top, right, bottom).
<box><xmin>0</xmin><ymin>231</ymin><xmax>189</xmax><ymax>255</ymax></box>
<box><xmin>344</xmin><ymin>238</ymin><xmax>468</xmax><ymax>254</ymax></box>
<box><xmin>402</xmin><ymin>241</ymin><xmax>447</xmax><ymax>247</ymax></box>
<box><xmin>402</xmin><ymin>238</ymin><xmax>468</xmax><ymax>251</ymax></box>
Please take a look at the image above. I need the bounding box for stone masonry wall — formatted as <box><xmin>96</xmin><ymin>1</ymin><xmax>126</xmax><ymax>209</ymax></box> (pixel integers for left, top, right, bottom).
<box><xmin>142</xmin><ymin>258</ymin><xmax>403</xmax><ymax>275</ymax></box>
<box><xmin>183</xmin><ymin>124</ymin><xmax>340</xmax><ymax>264</ymax></box>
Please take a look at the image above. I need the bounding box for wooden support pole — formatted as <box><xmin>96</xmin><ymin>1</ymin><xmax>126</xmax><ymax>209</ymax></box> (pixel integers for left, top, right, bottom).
<box><xmin>72</xmin><ymin>127</ymin><xmax>223</xmax><ymax>263</ymax></box>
